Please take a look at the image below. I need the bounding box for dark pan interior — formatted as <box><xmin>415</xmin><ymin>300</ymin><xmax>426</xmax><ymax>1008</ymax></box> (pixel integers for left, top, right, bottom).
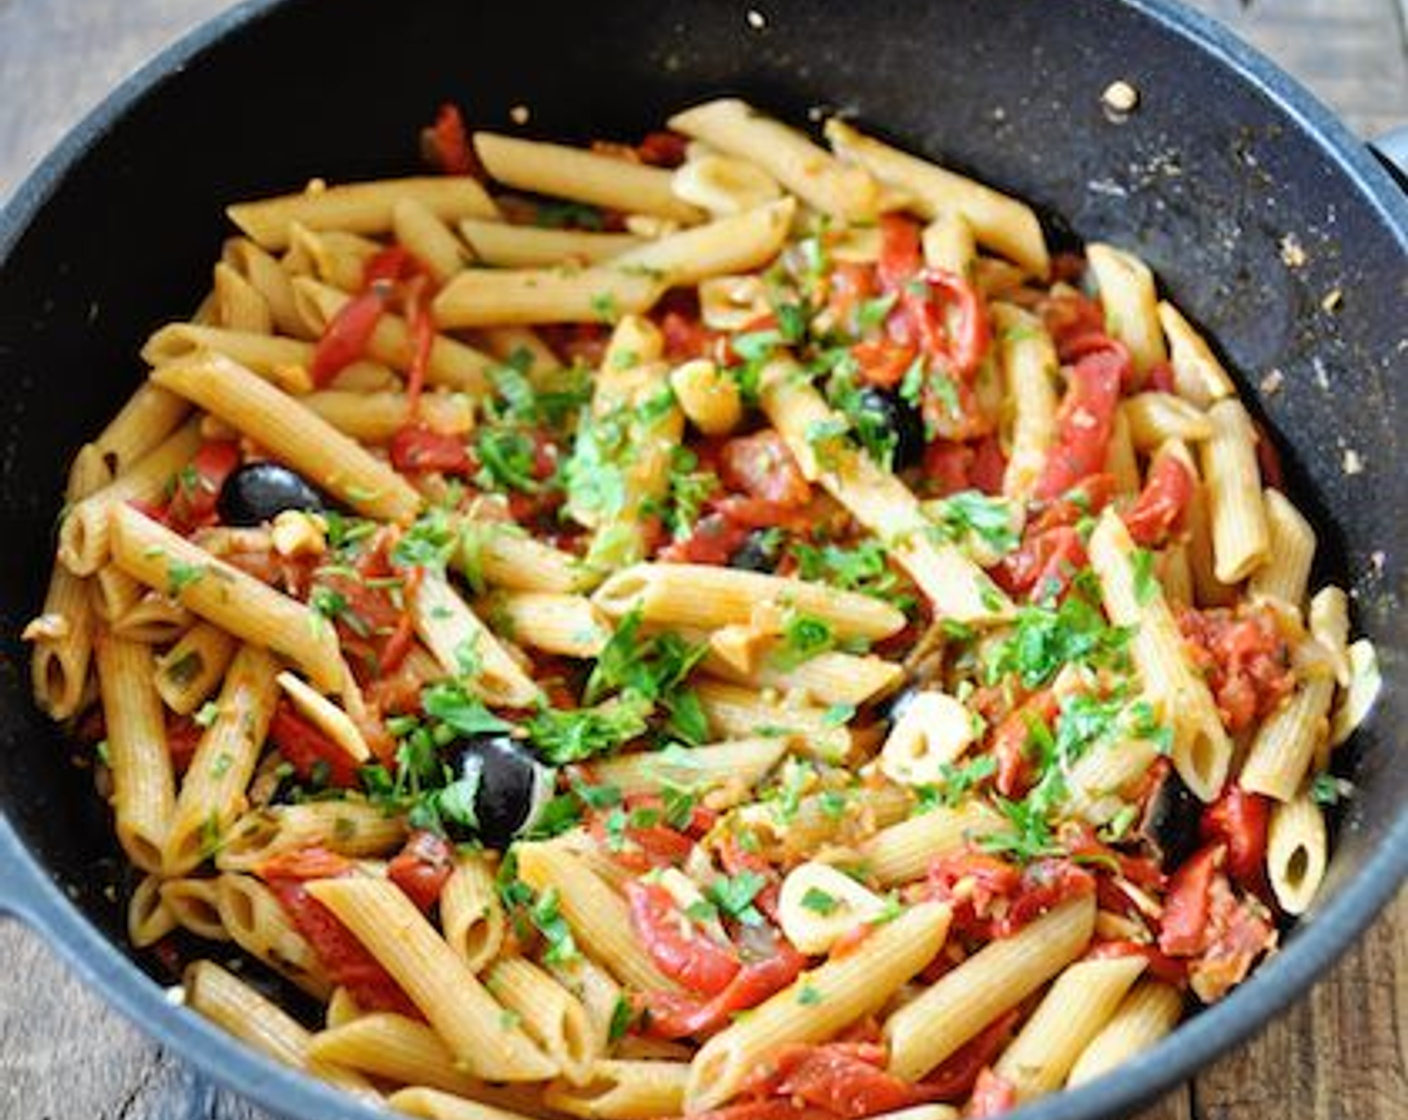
<box><xmin>0</xmin><ymin>1</ymin><xmax>1404</xmax><ymax>1118</ymax></box>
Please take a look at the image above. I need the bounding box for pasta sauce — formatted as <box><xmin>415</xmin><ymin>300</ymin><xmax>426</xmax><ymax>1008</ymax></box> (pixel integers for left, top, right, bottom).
<box><xmin>22</xmin><ymin>97</ymin><xmax>1381</xmax><ymax>1119</ymax></box>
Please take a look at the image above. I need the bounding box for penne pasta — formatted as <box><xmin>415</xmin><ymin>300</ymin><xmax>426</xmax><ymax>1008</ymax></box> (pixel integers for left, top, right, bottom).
<box><xmin>1266</xmin><ymin>792</ymin><xmax>1328</xmax><ymax>915</ymax></box>
<box><xmin>1086</xmin><ymin>243</ymin><xmax>1168</xmax><ymax>375</ymax></box>
<box><xmin>459</xmin><ymin>218</ymin><xmax>642</xmax><ymax>268</ymax></box>
<box><xmin>1067</xmin><ymin>979</ymin><xmax>1184</xmax><ymax>1086</ymax></box>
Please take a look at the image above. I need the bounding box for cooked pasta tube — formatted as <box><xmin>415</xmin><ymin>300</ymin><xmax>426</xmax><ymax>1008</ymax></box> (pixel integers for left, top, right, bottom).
<box><xmin>92</xmin><ymin>564</ymin><xmax>144</xmax><ymax>624</ymax></box>
<box><xmin>151</xmin><ymin>352</ymin><xmax>422</xmax><ymax>524</ymax></box>
<box><xmin>223</xmin><ymin>236</ymin><xmax>308</xmax><ymax>337</ymax></box>
<box><xmin>227</xmin><ymin>176</ymin><xmax>498</xmax><ymax>250</ymax></box>
<box><xmin>1121</xmin><ymin>392</ymin><xmax>1214</xmax><ymax>449</ymax></box>
<box><xmin>684</xmin><ymin>901</ymin><xmax>952</xmax><ymax>1111</ymax></box>
<box><xmin>669</xmin><ymin>358</ymin><xmax>742</xmax><ymax>436</ymax></box>
<box><xmin>216</xmin><ymin>801</ymin><xmax>407</xmax><ymax>871</ymax></box>
<box><xmin>307</xmin><ymin>877</ymin><xmax>558</xmax><ymax>1081</ymax></box>
<box><xmin>515</xmin><ymin>842</ymin><xmax>681</xmax><ymax>993</ymax></box>
<box><xmin>164</xmin><ymin>646</ymin><xmax>281</xmax><ymax>874</ymax></box>
<box><xmin>287</xmin><ymin>224</ymin><xmax>382</xmax><ymax>292</ymax></box>
<box><xmin>92</xmin><ymin>382</ymin><xmax>190</xmax><ymax>476</ymax></box>
<box><xmin>213</xmin><ymin>260</ymin><xmax>273</xmax><ymax>333</ymax></box>
<box><xmin>1088</xmin><ymin>510</ymin><xmax>1231</xmax><ymax>801</ymax></box>
<box><xmin>1247</xmin><ymin>488</ymin><xmax>1315</xmax><ymax>611</ymax></box>
<box><xmin>141</xmin><ymin>323</ymin><xmax>315</xmax><ymax>381</ymax></box>
<box><xmin>992</xmin><ymin>955</ymin><xmax>1147</xmax><ymax>1101</ymax></box>
<box><xmin>1330</xmin><ymin>638</ymin><xmax>1381</xmax><ymax>747</ymax></box>
<box><xmin>1266</xmin><ymin>792</ymin><xmax>1328</xmax><ymax>915</ymax></box>
<box><xmin>611</xmin><ymin>199</ymin><xmax>795</xmax><ymax>286</ymax></box>
<box><xmin>95</xmin><ymin>633</ymin><xmax>174</xmax><ymax>873</ymax></box>
<box><xmin>694</xmin><ymin>678</ymin><xmax>851</xmax><ymax>763</ymax></box>
<box><xmin>458</xmin><ymin>219</ymin><xmax>642</xmax><ymax>267</ymax></box>
<box><xmin>858</xmin><ymin>801</ymin><xmax>1004</xmax><ymax>887</ymax></box>
<box><xmin>701</xmin><ymin>647</ymin><xmax>904</xmax><ymax>708</ymax></box>
<box><xmin>487</xmin><ymin>956</ymin><xmax>596</xmax><ymax>1085</ymax></box>
<box><xmin>1157</xmin><ymin>300</ymin><xmax>1235</xmax><ymax>407</ymax></box>
<box><xmin>441</xmin><ymin>850</ymin><xmax>505</xmax><ymax>972</ymax></box>
<box><xmin>460</xmin><ymin>517</ymin><xmax>594</xmax><ymax>594</ymax></box>
<box><xmin>26</xmin><ymin>447</ymin><xmax>109</xmax><ymax>717</ymax></box>
<box><xmin>184</xmin><ymin>960</ymin><xmax>378</xmax><ymax>1099</ymax></box>
<box><xmin>392</xmin><ymin>198</ymin><xmax>472</xmax><ymax>280</ymax></box>
<box><xmin>1067</xmin><ymin>979</ymin><xmax>1184</xmax><ymax>1086</ymax></box>
<box><xmin>1239</xmin><ymin>663</ymin><xmax>1335</xmax><ymax>802</ymax></box>
<box><xmin>592</xmin><ymin>563</ymin><xmax>905</xmax><ymax>641</ymax></box>
<box><xmin>587</xmin><ymin>738</ymin><xmax>787</xmax><ymax>798</ymax></box>
<box><xmin>672</xmin><ymin>152</ymin><xmax>782</xmax><ymax>216</ymax></box>
<box><xmin>1066</xmin><ymin>737</ymin><xmax>1163</xmax><ymax>824</ymax></box>
<box><xmin>308</xmin><ymin>1013</ymin><xmax>517</xmax><ymax>1099</ymax></box>
<box><xmin>825</xmin><ymin>119</ymin><xmax>1049</xmax><ymax>276</ymax></box>
<box><xmin>109</xmin><ymin>505</ymin><xmax>344</xmax><ymax>691</ymax></box>
<box><xmin>545</xmin><ymin>1061</ymin><xmax>690</xmax><ymax>1120</ymax></box>
<box><xmin>757</xmin><ymin>357</ymin><xmax>1011</xmax><ymax>623</ymax></box>
<box><xmin>388</xmin><ymin>1088</ymin><xmax>542</xmax><ymax>1120</ymax></box>
<box><xmin>290</xmin><ymin>278</ymin><xmax>496</xmax><ymax>395</ymax></box>
<box><xmin>474</xmin><ymin>132</ymin><xmax>703</xmax><ymax>223</ymax></box>
<box><xmin>1104</xmin><ymin>410</ymin><xmax>1140</xmax><ymax>495</ymax></box>
<box><xmin>277</xmin><ymin>670</ymin><xmax>372</xmax><ymax>764</ymax></box>
<box><xmin>154</xmin><ymin>622</ymin><xmax>238</xmax><ymax>714</ymax></box>
<box><xmin>59</xmin><ymin>419</ymin><xmax>203</xmax><ymax>576</ymax></box>
<box><xmin>546</xmin><ymin>955</ymin><xmax>624</xmax><ymax>1058</ymax></box>
<box><xmin>127</xmin><ymin>874</ymin><xmax>178</xmax><ymax>949</ymax></box>
<box><xmin>884</xmin><ymin>896</ymin><xmax>1096</xmax><ymax>1081</ymax></box>
<box><xmin>303</xmin><ymin>389</ymin><xmax>473</xmax><ymax>442</ymax></box>
<box><xmin>159</xmin><ymin>878</ymin><xmax>229</xmax><ymax>941</ymax></box>
<box><xmin>922</xmin><ymin>211</ymin><xmax>978</xmax><ymax>275</ymax></box>
<box><xmin>669</xmin><ymin>100</ymin><xmax>878</xmax><ymax>222</ymax></box>
<box><xmin>480</xmin><ymin>591</ymin><xmax>609</xmax><ymax>659</ymax></box>
<box><xmin>1086</xmin><ymin>244</ymin><xmax>1167</xmax><ymax>376</ymax></box>
<box><xmin>994</xmin><ymin>303</ymin><xmax>1058</xmax><ymax>500</ymax></box>
<box><xmin>1200</xmin><ymin>398</ymin><xmax>1269</xmax><ymax>584</ymax></box>
<box><xmin>433</xmin><ymin>265</ymin><xmax>666</xmax><ymax>328</ymax></box>
<box><xmin>215</xmin><ymin>872</ymin><xmax>332</xmax><ymax>998</ymax></box>
<box><xmin>413</xmin><ymin>569</ymin><xmax>542</xmax><ymax>708</ymax></box>
<box><xmin>1309</xmin><ymin>586</ymin><xmax>1352</xmax><ymax>687</ymax></box>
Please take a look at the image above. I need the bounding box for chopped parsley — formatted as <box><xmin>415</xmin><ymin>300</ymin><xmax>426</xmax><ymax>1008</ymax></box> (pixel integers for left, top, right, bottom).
<box><xmin>790</xmin><ymin>538</ymin><xmax>912</xmax><ymax>610</ymax></box>
<box><xmin>166</xmin><ymin>559</ymin><xmax>207</xmax><ymax>596</ymax></box>
<box><xmin>1309</xmin><ymin>771</ymin><xmax>1354</xmax><ymax>806</ymax></box>
<box><xmin>531</xmin><ymin>888</ymin><xmax>581</xmax><ymax>965</ymax></box>
<box><xmin>926</xmin><ymin>490</ymin><xmax>1020</xmax><ymax>555</ymax></box>
<box><xmin>985</xmin><ymin>572</ymin><xmax>1130</xmax><ymax>689</ymax></box>
<box><xmin>1131</xmin><ymin>548</ymin><xmax>1158</xmax><ymax>605</ymax></box>
<box><xmin>705</xmin><ymin>871</ymin><xmax>767</xmax><ymax>926</ymax></box>
<box><xmin>800</xmin><ymin>887</ymin><xmax>840</xmax><ymax>915</ymax></box>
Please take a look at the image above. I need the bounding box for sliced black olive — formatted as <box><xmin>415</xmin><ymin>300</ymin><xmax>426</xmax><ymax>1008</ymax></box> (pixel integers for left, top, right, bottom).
<box><xmin>730</xmin><ymin>528</ymin><xmax>782</xmax><ymax>573</ymax></box>
<box><xmin>876</xmin><ymin>682</ymin><xmax>924</xmax><ymax>727</ymax></box>
<box><xmin>1138</xmin><ymin>767</ymin><xmax>1202</xmax><ymax>867</ymax></box>
<box><xmin>444</xmin><ymin>733</ymin><xmax>557</xmax><ymax>848</ymax></box>
<box><xmin>217</xmin><ymin>462</ymin><xmax>326</xmax><ymax>527</ymax></box>
<box><xmin>854</xmin><ymin>387</ymin><xmax>925</xmax><ymax>471</ymax></box>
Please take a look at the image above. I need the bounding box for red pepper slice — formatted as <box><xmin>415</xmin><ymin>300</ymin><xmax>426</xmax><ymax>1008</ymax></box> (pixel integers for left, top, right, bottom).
<box><xmin>424</xmin><ymin>103</ymin><xmax>477</xmax><ymax>176</ymax></box>
<box><xmin>1125</xmin><ymin>455</ymin><xmax>1194</xmax><ymax>548</ymax></box>
<box><xmin>1159</xmin><ymin>843</ymin><xmax>1223</xmax><ymax>956</ymax></box>
<box><xmin>626</xmin><ymin>880</ymin><xmax>741</xmax><ymax>997</ymax></box>
<box><xmin>968</xmin><ymin>1068</ymin><xmax>1018</xmax><ymax>1118</ymax></box>
<box><xmin>1033</xmin><ymin>344</ymin><xmax>1127</xmax><ymax>500</ymax></box>
<box><xmin>387</xmin><ymin>830</ymin><xmax>456</xmax><ymax>913</ymax></box>
<box><xmin>311</xmin><ymin>288</ymin><xmax>385</xmax><ymax>387</ymax></box>
<box><xmin>389</xmin><ymin>423</ymin><xmax>473</xmax><ymax>475</ymax></box>
<box><xmin>719</xmin><ymin>430</ymin><xmax>812</xmax><ymax>508</ymax></box>
<box><xmin>268</xmin><ymin>701</ymin><xmax>361</xmax><ymax>788</ymax></box>
<box><xmin>1200</xmin><ymin>785</ymin><xmax>1271</xmax><ymax>899</ymax></box>
<box><xmin>921</xmin><ymin>1009</ymin><xmax>1021</xmax><ymax>1099</ymax></box>
<box><xmin>640</xmin><ymin>942</ymin><xmax>807</xmax><ymax>1039</ymax></box>
<box><xmin>745</xmin><ymin>1043</ymin><xmax>939</xmax><ymax>1119</ymax></box>
<box><xmin>1087</xmin><ymin>939</ymin><xmax>1188</xmax><ymax>986</ymax></box>
<box><xmin>167</xmin><ymin>440</ymin><xmax>241</xmax><ymax>531</ymax></box>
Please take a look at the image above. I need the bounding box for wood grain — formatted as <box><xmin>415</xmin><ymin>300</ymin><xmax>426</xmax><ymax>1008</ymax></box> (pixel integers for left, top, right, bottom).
<box><xmin>0</xmin><ymin>1</ymin><xmax>1404</xmax><ymax>1118</ymax></box>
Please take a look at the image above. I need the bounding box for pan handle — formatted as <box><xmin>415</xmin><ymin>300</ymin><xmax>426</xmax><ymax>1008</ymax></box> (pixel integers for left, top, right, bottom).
<box><xmin>0</xmin><ymin>814</ymin><xmax>47</xmax><ymax>923</ymax></box>
<box><xmin>1369</xmin><ymin>126</ymin><xmax>1408</xmax><ymax>191</ymax></box>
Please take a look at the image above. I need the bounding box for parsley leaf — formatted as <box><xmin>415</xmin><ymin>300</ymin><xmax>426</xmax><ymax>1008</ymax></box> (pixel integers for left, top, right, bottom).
<box><xmin>706</xmin><ymin>871</ymin><xmax>767</xmax><ymax>926</ymax></box>
<box><xmin>527</xmin><ymin>693</ymin><xmax>653</xmax><ymax>764</ymax></box>
<box><xmin>531</xmin><ymin>887</ymin><xmax>581</xmax><ymax>964</ymax></box>
<box><xmin>422</xmin><ymin>681</ymin><xmax>514</xmax><ymax>737</ymax></box>
<box><xmin>926</xmin><ymin>490</ymin><xmax>1019</xmax><ymax>555</ymax></box>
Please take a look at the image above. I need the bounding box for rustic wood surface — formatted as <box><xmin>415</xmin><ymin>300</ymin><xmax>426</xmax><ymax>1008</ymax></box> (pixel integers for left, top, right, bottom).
<box><xmin>0</xmin><ymin>1</ymin><xmax>1404</xmax><ymax>1118</ymax></box>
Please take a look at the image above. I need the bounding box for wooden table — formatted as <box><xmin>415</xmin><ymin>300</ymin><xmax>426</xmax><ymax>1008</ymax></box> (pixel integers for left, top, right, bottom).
<box><xmin>0</xmin><ymin>1</ymin><xmax>1404</xmax><ymax>1117</ymax></box>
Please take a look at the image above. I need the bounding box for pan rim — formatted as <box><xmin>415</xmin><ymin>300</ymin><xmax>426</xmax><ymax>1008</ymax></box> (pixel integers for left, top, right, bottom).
<box><xmin>0</xmin><ymin>2</ymin><xmax>1403</xmax><ymax>1119</ymax></box>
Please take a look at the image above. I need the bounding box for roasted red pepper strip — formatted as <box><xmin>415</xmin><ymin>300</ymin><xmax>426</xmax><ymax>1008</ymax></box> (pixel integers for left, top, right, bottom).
<box><xmin>921</xmin><ymin>1009</ymin><xmax>1021</xmax><ymax>1099</ymax></box>
<box><xmin>167</xmin><ymin>440</ymin><xmax>240</xmax><ymax>531</ymax></box>
<box><xmin>386</xmin><ymin>830</ymin><xmax>456</xmax><ymax>913</ymax></box>
<box><xmin>1200</xmin><ymin>785</ymin><xmax>1271</xmax><ymax>899</ymax></box>
<box><xmin>389</xmin><ymin>423</ymin><xmax>473</xmax><ymax>475</ymax></box>
<box><xmin>720</xmin><ymin>430</ymin><xmax>812</xmax><ymax>508</ymax></box>
<box><xmin>424</xmin><ymin>103</ymin><xmax>477</xmax><ymax>176</ymax></box>
<box><xmin>268</xmin><ymin>701</ymin><xmax>361</xmax><ymax>788</ymax></box>
<box><xmin>640</xmin><ymin>943</ymin><xmax>807</xmax><ymax>1039</ymax></box>
<box><xmin>1124</xmin><ymin>455</ymin><xmax>1194</xmax><ymax>547</ymax></box>
<box><xmin>1159</xmin><ymin>843</ymin><xmax>1223</xmax><ymax>956</ymax></box>
<box><xmin>404</xmin><ymin>276</ymin><xmax>435</xmax><ymax>413</ymax></box>
<box><xmin>311</xmin><ymin>288</ymin><xmax>385</xmax><ymax>387</ymax></box>
<box><xmin>1033</xmin><ymin>343</ymin><xmax>1127</xmax><ymax>500</ymax></box>
<box><xmin>626</xmin><ymin>880</ymin><xmax>741</xmax><ymax>997</ymax></box>
<box><xmin>743</xmin><ymin>1043</ymin><xmax>941</xmax><ymax>1119</ymax></box>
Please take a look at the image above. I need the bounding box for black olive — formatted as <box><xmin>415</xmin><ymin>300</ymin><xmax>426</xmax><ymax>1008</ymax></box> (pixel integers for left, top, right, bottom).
<box><xmin>854</xmin><ymin>387</ymin><xmax>925</xmax><ymax>471</ymax></box>
<box><xmin>445</xmin><ymin>733</ymin><xmax>557</xmax><ymax>848</ymax></box>
<box><xmin>876</xmin><ymin>682</ymin><xmax>924</xmax><ymax>727</ymax></box>
<box><xmin>1138</xmin><ymin>768</ymin><xmax>1203</xmax><ymax>867</ymax></box>
<box><xmin>730</xmin><ymin>528</ymin><xmax>782</xmax><ymax>573</ymax></box>
<box><xmin>217</xmin><ymin>462</ymin><xmax>326</xmax><ymax>527</ymax></box>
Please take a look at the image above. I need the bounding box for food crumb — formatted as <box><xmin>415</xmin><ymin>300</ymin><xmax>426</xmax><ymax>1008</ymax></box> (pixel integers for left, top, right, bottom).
<box><xmin>1279</xmin><ymin>233</ymin><xmax>1307</xmax><ymax>268</ymax></box>
<box><xmin>746</xmin><ymin>8</ymin><xmax>766</xmax><ymax>29</ymax></box>
<box><xmin>1342</xmin><ymin>448</ymin><xmax>1364</xmax><ymax>475</ymax></box>
<box><xmin>509</xmin><ymin>104</ymin><xmax>531</xmax><ymax>125</ymax></box>
<box><xmin>164</xmin><ymin>986</ymin><xmax>187</xmax><ymax>1007</ymax></box>
<box><xmin>1322</xmin><ymin>288</ymin><xmax>1344</xmax><ymax>313</ymax></box>
<box><xmin>1101</xmin><ymin>79</ymin><xmax>1139</xmax><ymax>119</ymax></box>
<box><xmin>1259</xmin><ymin>368</ymin><xmax>1285</xmax><ymax>396</ymax></box>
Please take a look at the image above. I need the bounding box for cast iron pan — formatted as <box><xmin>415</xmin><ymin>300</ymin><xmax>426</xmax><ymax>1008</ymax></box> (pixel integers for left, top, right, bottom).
<box><xmin>0</xmin><ymin>1</ymin><xmax>1404</xmax><ymax>1117</ymax></box>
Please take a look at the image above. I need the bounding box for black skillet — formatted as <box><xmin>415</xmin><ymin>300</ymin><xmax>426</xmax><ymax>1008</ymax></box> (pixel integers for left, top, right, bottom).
<box><xmin>0</xmin><ymin>1</ymin><xmax>1404</xmax><ymax>1117</ymax></box>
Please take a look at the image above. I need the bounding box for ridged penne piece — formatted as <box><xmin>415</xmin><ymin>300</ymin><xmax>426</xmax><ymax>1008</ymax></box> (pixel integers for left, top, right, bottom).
<box><xmin>95</xmin><ymin>632</ymin><xmax>174</xmax><ymax>873</ymax></box>
<box><xmin>586</xmin><ymin>738</ymin><xmax>787</xmax><ymax>798</ymax></box>
<box><xmin>154</xmin><ymin>622</ymin><xmax>239</xmax><ymax>715</ymax></box>
<box><xmin>164</xmin><ymin>646</ymin><xmax>282</xmax><ymax>875</ymax></box>
<box><xmin>223</xmin><ymin>236</ymin><xmax>309</xmax><ymax>337</ymax></box>
<box><xmin>1200</xmin><ymin>398</ymin><xmax>1269</xmax><ymax>584</ymax></box>
<box><xmin>825</xmin><ymin>119</ymin><xmax>1048</xmax><ymax>277</ymax></box>
<box><xmin>413</xmin><ymin>569</ymin><xmax>542</xmax><ymax>708</ymax></box>
<box><xmin>159</xmin><ymin>878</ymin><xmax>230</xmax><ymax>941</ymax></box>
<box><xmin>184</xmin><ymin>960</ymin><xmax>379</xmax><ymax>1100</ymax></box>
<box><xmin>693</xmin><ymin>678</ymin><xmax>851</xmax><ymax>763</ymax></box>
<box><xmin>487</xmin><ymin>956</ymin><xmax>596</xmax><ymax>1085</ymax></box>
<box><xmin>474</xmin><ymin>132</ymin><xmax>702</xmax><ymax>224</ymax></box>
<box><xmin>857</xmin><ymin>801</ymin><xmax>1004</xmax><ymax>887</ymax></box>
<box><xmin>1086</xmin><ymin>243</ymin><xmax>1168</xmax><ymax>375</ymax></box>
<box><xmin>127</xmin><ymin>873</ymin><xmax>178</xmax><ymax>949</ymax></box>
<box><xmin>685</xmin><ymin>902</ymin><xmax>952</xmax><ymax>1110</ymax></box>
<box><xmin>611</xmin><ymin>199</ymin><xmax>795</xmax><ymax>287</ymax></box>
<box><xmin>216</xmin><ymin>801</ymin><xmax>407</xmax><ymax>871</ymax></box>
<box><xmin>1156</xmin><ymin>300</ymin><xmax>1235</xmax><ymax>407</ymax></box>
<box><xmin>992</xmin><ymin>955</ymin><xmax>1147</xmax><ymax>1101</ymax></box>
<box><xmin>388</xmin><ymin>197</ymin><xmax>471</xmax><ymax>281</ymax></box>
<box><xmin>1309</xmin><ymin>586</ymin><xmax>1351</xmax><ymax>687</ymax></box>
<box><xmin>141</xmin><ymin>323</ymin><xmax>315</xmax><ymax>381</ymax></box>
<box><xmin>309</xmin><ymin>1013</ymin><xmax>488</xmax><ymax>1097</ymax></box>
<box><xmin>308</xmin><ymin>878</ymin><xmax>557</xmax><ymax>1081</ymax></box>
<box><xmin>442</xmin><ymin>850</ymin><xmax>505</xmax><ymax>973</ymax></box>
<box><xmin>670</xmin><ymin>100</ymin><xmax>878</xmax><ymax>221</ymax></box>
<box><xmin>1121</xmin><ymin>392</ymin><xmax>1214</xmax><ymax>449</ymax></box>
<box><xmin>433</xmin><ymin>265</ymin><xmax>666</xmax><ymax>328</ymax></box>
<box><xmin>515</xmin><ymin>843</ymin><xmax>681</xmax><ymax>994</ymax></box>
<box><xmin>701</xmin><ymin>647</ymin><xmax>904</xmax><ymax>708</ymax></box>
<box><xmin>215</xmin><ymin>872</ymin><xmax>332</xmax><ymax>998</ymax></box>
<box><xmin>1088</xmin><ymin>510</ymin><xmax>1231</xmax><ymax>801</ymax></box>
<box><xmin>458</xmin><ymin>219</ymin><xmax>641</xmax><ymax>268</ymax></box>
<box><xmin>884</xmin><ymin>896</ymin><xmax>1096</xmax><ymax>1080</ymax></box>
<box><xmin>480</xmin><ymin>591</ymin><xmax>610</xmax><ymax>659</ymax></box>
<box><xmin>1105</xmin><ymin>409</ymin><xmax>1141</xmax><ymax>496</ymax></box>
<box><xmin>388</xmin><ymin>1087</ymin><xmax>543</xmax><ymax>1120</ymax></box>
<box><xmin>92</xmin><ymin>382</ymin><xmax>191</xmax><ymax>476</ymax></box>
<box><xmin>461</xmin><ymin>516</ymin><xmax>595</xmax><ymax>594</ymax></box>
<box><xmin>227</xmin><ymin>176</ymin><xmax>498</xmax><ymax>249</ymax></box>
<box><xmin>109</xmin><ymin>505</ymin><xmax>344</xmax><ymax>692</ymax></box>
<box><xmin>1067</xmin><ymin>979</ymin><xmax>1184</xmax><ymax>1086</ymax></box>
<box><xmin>1239</xmin><ymin>660</ymin><xmax>1335</xmax><ymax>802</ymax></box>
<box><xmin>545</xmin><ymin>1061</ymin><xmax>690</xmax><ymax>1120</ymax></box>
<box><xmin>922</xmin><ymin>211</ymin><xmax>978</xmax><ymax>275</ymax></box>
<box><xmin>1266</xmin><ymin>792</ymin><xmax>1328</xmax><ymax>915</ymax></box>
<box><xmin>1247</xmin><ymin>488</ymin><xmax>1316</xmax><ymax>612</ymax></box>
<box><xmin>303</xmin><ymin>390</ymin><xmax>474</xmax><ymax>443</ymax></box>
<box><xmin>213</xmin><ymin>260</ymin><xmax>273</xmax><ymax>333</ymax></box>
<box><xmin>994</xmin><ymin>304</ymin><xmax>1058</xmax><ymax>500</ymax></box>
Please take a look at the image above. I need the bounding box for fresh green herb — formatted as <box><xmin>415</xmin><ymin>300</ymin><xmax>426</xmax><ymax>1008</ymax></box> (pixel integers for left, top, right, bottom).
<box><xmin>790</xmin><ymin>539</ymin><xmax>911</xmax><ymax>609</ymax></box>
<box><xmin>164</xmin><ymin>651</ymin><xmax>201</xmax><ymax>687</ymax></box>
<box><xmin>532</xmin><ymin>887</ymin><xmax>581</xmax><ymax>964</ymax></box>
<box><xmin>986</xmin><ymin>572</ymin><xmax>1131</xmax><ymax>689</ymax></box>
<box><xmin>855</xmin><ymin>293</ymin><xmax>898</xmax><ymax>333</ymax></box>
<box><xmin>927</xmin><ymin>490</ymin><xmax>1019</xmax><ymax>555</ymax></box>
<box><xmin>821</xmin><ymin>703</ymin><xmax>856</xmax><ymax>728</ymax></box>
<box><xmin>804</xmin><ymin>416</ymin><xmax>851</xmax><ymax>471</ymax></box>
<box><xmin>797</xmin><ymin>985</ymin><xmax>825</xmax><ymax>1006</ymax></box>
<box><xmin>978</xmin><ymin>795</ymin><xmax>1065</xmax><ymax>863</ymax></box>
<box><xmin>194</xmin><ymin>700</ymin><xmax>221</xmax><ymax>729</ymax></box>
<box><xmin>705</xmin><ymin>871</ymin><xmax>767</xmax><ymax>926</ymax></box>
<box><xmin>898</xmin><ymin>355</ymin><xmax>926</xmax><ymax>407</ymax></box>
<box><xmin>800</xmin><ymin>887</ymin><xmax>839</xmax><ymax>915</ymax></box>
<box><xmin>563</xmin><ymin>407</ymin><xmax>630</xmax><ymax>523</ymax></box>
<box><xmin>608</xmin><ymin>997</ymin><xmax>633</xmax><ymax>1043</ymax></box>
<box><xmin>1310</xmin><ymin>771</ymin><xmax>1354</xmax><ymax>806</ymax></box>
<box><xmin>392</xmin><ymin>509</ymin><xmax>458</xmax><ymax>569</ymax></box>
<box><xmin>475</xmin><ymin>429</ymin><xmax>541</xmax><ymax>494</ymax></box>
<box><xmin>662</xmin><ymin>784</ymin><xmax>698</xmax><ymax>830</ymax></box>
<box><xmin>166</xmin><ymin>559</ymin><xmax>207</xmax><ymax>596</ymax></box>
<box><xmin>590</xmin><ymin>292</ymin><xmax>621</xmax><ymax>324</ymax></box>
<box><xmin>770</xmin><ymin>613</ymin><xmax>838</xmax><ymax>671</ymax></box>
<box><xmin>1131</xmin><ymin>548</ymin><xmax>1158</xmax><ymax>605</ymax></box>
<box><xmin>915</xmin><ymin>755</ymin><xmax>998</xmax><ymax>812</ymax></box>
<box><xmin>422</xmin><ymin>681</ymin><xmax>513</xmax><ymax>737</ymax></box>
<box><xmin>534</xmin><ymin>200</ymin><xmax>606</xmax><ymax>231</ymax></box>
<box><xmin>527</xmin><ymin>693</ymin><xmax>653</xmax><ymax>764</ymax></box>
